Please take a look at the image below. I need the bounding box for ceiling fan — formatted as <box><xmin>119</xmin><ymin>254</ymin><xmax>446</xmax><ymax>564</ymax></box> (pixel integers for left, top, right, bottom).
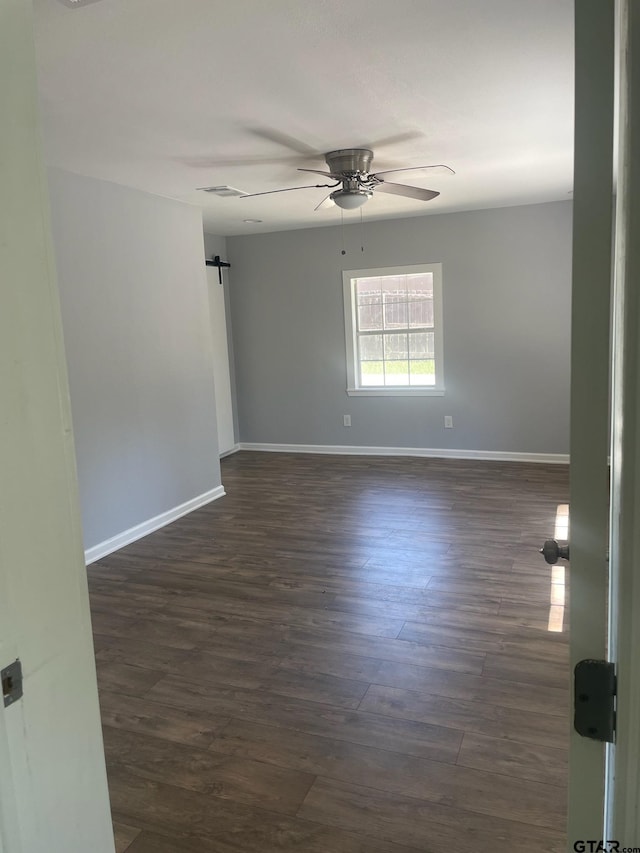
<box><xmin>239</xmin><ymin>149</ymin><xmax>455</xmax><ymax>211</ymax></box>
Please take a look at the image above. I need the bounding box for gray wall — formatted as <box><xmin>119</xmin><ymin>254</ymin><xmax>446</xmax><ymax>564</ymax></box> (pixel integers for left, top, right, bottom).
<box><xmin>49</xmin><ymin>168</ymin><xmax>221</xmax><ymax>551</ymax></box>
<box><xmin>227</xmin><ymin>201</ymin><xmax>572</xmax><ymax>454</ymax></box>
<box><xmin>204</xmin><ymin>232</ymin><xmax>240</xmax><ymax>444</ymax></box>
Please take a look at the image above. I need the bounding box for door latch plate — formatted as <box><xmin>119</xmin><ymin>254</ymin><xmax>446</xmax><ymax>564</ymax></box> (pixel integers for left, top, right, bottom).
<box><xmin>2</xmin><ymin>660</ymin><xmax>23</xmax><ymax>708</ymax></box>
<box><xmin>574</xmin><ymin>659</ymin><xmax>615</xmax><ymax>742</ymax></box>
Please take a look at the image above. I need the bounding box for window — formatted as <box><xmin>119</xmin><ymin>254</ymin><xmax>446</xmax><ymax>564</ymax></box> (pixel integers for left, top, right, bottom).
<box><xmin>343</xmin><ymin>263</ymin><xmax>445</xmax><ymax>396</ymax></box>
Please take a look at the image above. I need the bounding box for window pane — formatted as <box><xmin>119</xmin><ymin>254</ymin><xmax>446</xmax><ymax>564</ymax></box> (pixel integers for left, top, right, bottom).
<box><xmin>409</xmin><ymin>359</ymin><xmax>436</xmax><ymax>385</ymax></box>
<box><xmin>381</xmin><ymin>276</ymin><xmax>408</xmax><ymax>298</ymax></box>
<box><xmin>383</xmin><ymin>333</ymin><xmax>409</xmax><ymax>386</ymax></box>
<box><xmin>406</xmin><ymin>273</ymin><xmax>433</xmax><ymax>298</ymax></box>
<box><xmin>358</xmin><ymin>303</ymin><xmax>383</xmax><ymax>331</ymax></box>
<box><xmin>385</xmin><ymin>361</ymin><xmax>410</xmax><ymax>386</ymax></box>
<box><xmin>356</xmin><ymin>278</ymin><xmax>382</xmax><ymax>305</ymax></box>
<box><xmin>408</xmin><ymin>299</ymin><xmax>434</xmax><ymax>328</ymax></box>
<box><xmin>382</xmin><ymin>277</ymin><xmax>408</xmax><ymax>330</ymax></box>
<box><xmin>384</xmin><ymin>333</ymin><xmax>408</xmax><ymax>360</ymax></box>
<box><xmin>409</xmin><ymin>332</ymin><xmax>435</xmax><ymax>358</ymax></box>
<box><xmin>360</xmin><ymin>363</ymin><xmax>384</xmax><ymax>385</ymax></box>
<box><xmin>359</xmin><ymin>334</ymin><xmax>383</xmax><ymax>361</ymax></box>
<box><xmin>358</xmin><ymin>335</ymin><xmax>383</xmax><ymax>386</ymax></box>
<box><xmin>383</xmin><ymin>299</ymin><xmax>408</xmax><ymax>329</ymax></box>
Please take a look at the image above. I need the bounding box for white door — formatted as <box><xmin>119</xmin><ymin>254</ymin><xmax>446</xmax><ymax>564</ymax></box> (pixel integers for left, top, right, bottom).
<box><xmin>0</xmin><ymin>2</ymin><xmax>114</xmax><ymax>851</ymax></box>
<box><xmin>207</xmin><ymin>269</ymin><xmax>236</xmax><ymax>455</ymax></box>
<box><xmin>569</xmin><ymin>0</ymin><xmax>639</xmax><ymax>848</ymax></box>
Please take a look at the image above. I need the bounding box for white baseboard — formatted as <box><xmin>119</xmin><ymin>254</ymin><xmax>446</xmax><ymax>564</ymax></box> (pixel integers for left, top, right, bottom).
<box><xmin>219</xmin><ymin>444</ymin><xmax>240</xmax><ymax>459</ymax></box>
<box><xmin>238</xmin><ymin>442</ymin><xmax>569</xmax><ymax>465</ymax></box>
<box><xmin>84</xmin><ymin>485</ymin><xmax>226</xmax><ymax>565</ymax></box>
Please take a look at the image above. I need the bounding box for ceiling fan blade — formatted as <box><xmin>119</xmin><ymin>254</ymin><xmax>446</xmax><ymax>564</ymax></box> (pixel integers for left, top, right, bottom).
<box><xmin>376</xmin><ymin>182</ymin><xmax>440</xmax><ymax>201</ymax></box>
<box><xmin>372</xmin><ymin>164</ymin><xmax>455</xmax><ymax>178</ymax></box>
<box><xmin>298</xmin><ymin>168</ymin><xmax>338</xmax><ymax>178</ymax></box>
<box><xmin>314</xmin><ymin>193</ymin><xmax>336</xmax><ymax>211</ymax></box>
<box><xmin>240</xmin><ymin>183</ymin><xmax>338</xmax><ymax>199</ymax></box>
<box><xmin>363</xmin><ymin>131</ymin><xmax>423</xmax><ymax>151</ymax></box>
<box><xmin>182</xmin><ymin>155</ymin><xmax>303</xmax><ymax>169</ymax></box>
<box><xmin>245</xmin><ymin>127</ymin><xmax>320</xmax><ymax>157</ymax></box>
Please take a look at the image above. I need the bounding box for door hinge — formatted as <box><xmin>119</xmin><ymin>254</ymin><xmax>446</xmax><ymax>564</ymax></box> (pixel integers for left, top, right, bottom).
<box><xmin>1</xmin><ymin>659</ymin><xmax>23</xmax><ymax>708</ymax></box>
<box><xmin>574</xmin><ymin>659</ymin><xmax>616</xmax><ymax>743</ymax></box>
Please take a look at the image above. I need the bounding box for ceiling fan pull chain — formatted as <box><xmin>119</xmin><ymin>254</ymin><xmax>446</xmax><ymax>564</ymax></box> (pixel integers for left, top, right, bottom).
<box><xmin>360</xmin><ymin>207</ymin><xmax>365</xmax><ymax>253</ymax></box>
<box><xmin>341</xmin><ymin>209</ymin><xmax>346</xmax><ymax>256</ymax></box>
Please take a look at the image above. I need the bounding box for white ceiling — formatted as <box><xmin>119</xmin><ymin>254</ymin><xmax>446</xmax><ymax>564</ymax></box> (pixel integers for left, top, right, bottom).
<box><xmin>33</xmin><ymin>0</ymin><xmax>574</xmax><ymax>236</ymax></box>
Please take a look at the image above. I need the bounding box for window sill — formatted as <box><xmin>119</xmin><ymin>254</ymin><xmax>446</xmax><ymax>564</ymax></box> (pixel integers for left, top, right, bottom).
<box><xmin>346</xmin><ymin>387</ymin><xmax>445</xmax><ymax>397</ymax></box>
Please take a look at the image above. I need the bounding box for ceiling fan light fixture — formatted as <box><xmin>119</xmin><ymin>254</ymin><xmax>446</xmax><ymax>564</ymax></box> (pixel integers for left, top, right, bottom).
<box><xmin>331</xmin><ymin>190</ymin><xmax>370</xmax><ymax>210</ymax></box>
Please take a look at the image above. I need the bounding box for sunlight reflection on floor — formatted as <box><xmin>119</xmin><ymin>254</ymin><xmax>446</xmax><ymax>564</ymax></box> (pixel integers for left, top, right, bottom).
<box><xmin>548</xmin><ymin>504</ymin><xmax>569</xmax><ymax>632</ymax></box>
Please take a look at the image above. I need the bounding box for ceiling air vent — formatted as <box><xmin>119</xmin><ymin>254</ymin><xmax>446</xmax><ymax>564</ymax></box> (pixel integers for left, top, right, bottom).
<box><xmin>197</xmin><ymin>186</ymin><xmax>247</xmax><ymax>198</ymax></box>
<box><xmin>57</xmin><ymin>0</ymin><xmax>106</xmax><ymax>7</ymax></box>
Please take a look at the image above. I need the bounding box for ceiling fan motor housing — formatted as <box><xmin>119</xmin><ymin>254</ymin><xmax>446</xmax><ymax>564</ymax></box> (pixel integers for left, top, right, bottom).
<box><xmin>325</xmin><ymin>148</ymin><xmax>374</xmax><ymax>176</ymax></box>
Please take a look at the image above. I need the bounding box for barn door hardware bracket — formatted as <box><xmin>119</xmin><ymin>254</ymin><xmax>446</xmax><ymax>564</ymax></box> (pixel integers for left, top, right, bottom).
<box><xmin>574</xmin><ymin>659</ymin><xmax>616</xmax><ymax>743</ymax></box>
<box><xmin>2</xmin><ymin>659</ymin><xmax>23</xmax><ymax>708</ymax></box>
<box><xmin>205</xmin><ymin>255</ymin><xmax>231</xmax><ymax>284</ymax></box>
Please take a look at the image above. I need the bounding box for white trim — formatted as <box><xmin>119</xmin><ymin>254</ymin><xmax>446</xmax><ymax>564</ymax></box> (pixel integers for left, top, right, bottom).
<box><xmin>238</xmin><ymin>442</ymin><xmax>569</xmax><ymax>465</ymax></box>
<box><xmin>608</xmin><ymin>1</ymin><xmax>640</xmax><ymax>842</ymax></box>
<box><xmin>220</xmin><ymin>443</ymin><xmax>240</xmax><ymax>458</ymax></box>
<box><xmin>84</xmin><ymin>485</ymin><xmax>226</xmax><ymax>564</ymax></box>
<box><xmin>346</xmin><ymin>388</ymin><xmax>445</xmax><ymax>397</ymax></box>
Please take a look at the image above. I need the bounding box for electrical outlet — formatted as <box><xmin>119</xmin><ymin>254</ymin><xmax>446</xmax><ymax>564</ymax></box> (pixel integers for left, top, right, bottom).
<box><xmin>444</xmin><ymin>415</ymin><xmax>454</xmax><ymax>429</ymax></box>
<box><xmin>343</xmin><ymin>415</ymin><xmax>352</xmax><ymax>427</ymax></box>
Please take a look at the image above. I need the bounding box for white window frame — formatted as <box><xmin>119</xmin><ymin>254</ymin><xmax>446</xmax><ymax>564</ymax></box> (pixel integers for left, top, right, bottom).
<box><xmin>343</xmin><ymin>263</ymin><xmax>445</xmax><ymax>397</ymax></box>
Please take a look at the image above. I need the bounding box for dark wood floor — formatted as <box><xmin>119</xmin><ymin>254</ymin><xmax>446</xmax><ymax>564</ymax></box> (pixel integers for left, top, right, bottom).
<box><xmin>89</xmin><ymin>451</ymin><xmax>570</xmax><ymax>853</ymax></box>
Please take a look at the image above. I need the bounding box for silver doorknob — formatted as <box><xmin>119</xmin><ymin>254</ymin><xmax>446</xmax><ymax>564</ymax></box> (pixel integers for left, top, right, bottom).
<box><xmin>540</xmin><ymin>539</ymin><xmax>570</xmax><ymax>565</ymax></box>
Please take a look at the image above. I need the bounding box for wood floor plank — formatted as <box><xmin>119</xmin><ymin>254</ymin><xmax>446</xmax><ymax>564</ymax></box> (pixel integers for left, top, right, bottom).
<box><xmin>384</xmin><ymin>602</ymin><xmax>564</xmax><ymax>635</ymax></box>
<box><xmin>359</xmin><ymin>684</ymin><xmax>567</xmax><ymax>749</ymax></box>
<box><xmin>274</xmin><ymin>577</ymin><xmax>502</xmax><ymax>614</ymax></box>
<box><xmin>113</xmin><ymin>821</ymin><xmax>142</xmax><ymax>853</ymax></box>
<box><xmin>263</xmin><ymin>668</ymin><xmax>371</xmax><ymax>709</ymax></box>
<box><xmin>109</xmin><ymin>770</ymin><xmax>424</xmax><ymax>853</ymax></box>
<box><xmin>498</xmin><ymin>600</ymin><xmax>570</xmax><ymax>629</ymax></box>
<box><xmin>98</xmin><ymin>691</ymin><xmax>229</xmax><ymax>748</ymax></box>
<box><xmin>179</xmin><ymin>650</ymin><xmax>280</xmax><ymax>690</ymax></box>
<box><xmin>211</xmin><ymin>715</ymin><xmax>445</xmax><ymax>780</ymax></box>
<box><xmin>104</xmin><ymin>727</ymin><xmax>315</xmax><ymax>815</ymax></box>
<box><xmin>167</xmin><ymin>598</ymin><xmax>406</xmax><ymax>639</ymax></box>
<box><xmin>298</xmin><ymin>777</ymin><xmax>565</xmax><ymax>853</ymax></box>
<box><xmin>145</xmin><ymin>675</ymin><xmax>463</xmax><ymax>763</ymax></box>
<box><xmin>125</xmin><ymin>829</ymin><xmax>422</xmax><ymax>853</ymax></box>
<box><xmin>95</xmin><ymin>636</ymin><xmax>192</xmax><ymax>672</ymax></box>
<box><xmin>483</xmin><ymin>651</ymin><xmax>570</xmax><ymax>689</ymax></box>
<box><xmin>456</xmin><ymin>731</ymin><xmax>568</xmax><ymax>787</ymax></box>
<box><xmin>274</xmin><ymin>647</ymin><xmax>385</xmax><ymax>685</ymax></box>
<box><xmin>273</xmin><ymin>624</ymin><xmax>487</xmax><ymax>674</ymax></box>
<box><xmin>369</xmin><ymin>660</ymin><xmax>569</xmax><ymax>715</ymax></box>
<box><xmin>170</xmin><ymin>650</ymin><xmax>372</xmax><ymax>708</ymax></box>
<box><xmin>95</xmin><ymin>662</ymin><xmax>164</xmax><ymax>698</ymax></box>
<box><xmin>398</xmin><ymin>620</ymin><xmax>568</xmax><ymax>660</ymax></box>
